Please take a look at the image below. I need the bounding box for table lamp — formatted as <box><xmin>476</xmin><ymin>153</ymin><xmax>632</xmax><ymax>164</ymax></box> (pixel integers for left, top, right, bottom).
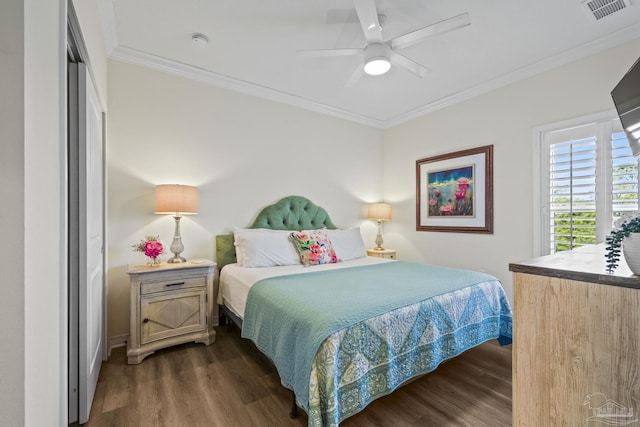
<box><xmin>367</xmin><ymin>202</ymin><xmax>392</xmax><ymax>250</ymax></box>
<box><xmin>155</xmin><ymin>184</ymin><xmax>198</xmax><ymax>263</ymax></box>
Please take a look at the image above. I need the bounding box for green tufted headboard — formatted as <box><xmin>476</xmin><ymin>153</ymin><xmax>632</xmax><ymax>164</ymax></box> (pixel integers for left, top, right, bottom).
<box><xmin>216</xmin><ymin>196</ymin><xmax>337</xmax><ymax>271</ymax></box>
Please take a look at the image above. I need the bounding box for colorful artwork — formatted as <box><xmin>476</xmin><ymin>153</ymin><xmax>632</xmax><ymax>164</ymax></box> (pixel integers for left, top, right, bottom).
<box><xmin>416</xmin><ymin>145</ymin><xmax>493</xmax><ymax>233</ymax></box>
<box><xmin>427</xmin><ymin>165</ymin><xmax>475</xmax><ymax>217</ymax></box>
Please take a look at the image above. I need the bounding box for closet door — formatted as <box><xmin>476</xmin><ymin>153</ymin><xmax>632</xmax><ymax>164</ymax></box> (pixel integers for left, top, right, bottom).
<box><xmin>77</xmin><ymin>62</ymin><xmax>105</xmax><ymax>424</ymax></box>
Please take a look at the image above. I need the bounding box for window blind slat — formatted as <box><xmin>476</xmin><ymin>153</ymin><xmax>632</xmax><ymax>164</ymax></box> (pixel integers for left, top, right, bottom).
<box><xmin>612</xmin><ymin>130</ymin><xmax>639</xmax><ymax>225</ymax></box>
<box><xmin>547</xmin><ymin>136</ymin><xmax>598</xmax><ymax>253</ymax></box>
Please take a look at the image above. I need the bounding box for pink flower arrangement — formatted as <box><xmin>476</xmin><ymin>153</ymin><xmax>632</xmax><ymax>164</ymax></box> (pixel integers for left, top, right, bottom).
<box><xmin>143</xmin><ymin>240</ymin><xmax>164</xmax><ymax>258</ymax></box>
<box><xmin>132</xmin><ymin>235</ymin><xmax>165</xmax><ymax>261</ymax></box>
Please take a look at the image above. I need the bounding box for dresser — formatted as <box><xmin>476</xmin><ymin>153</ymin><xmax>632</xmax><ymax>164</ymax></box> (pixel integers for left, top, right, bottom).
<box><xmin>509</xmin><ymin>244</ymin><xmax>640</xmax><ymax>426</ymax></box>
<box><xmin>125</xmin><ymin>260</ymin><xmax>216</xmax><ymax>364</ymax></box>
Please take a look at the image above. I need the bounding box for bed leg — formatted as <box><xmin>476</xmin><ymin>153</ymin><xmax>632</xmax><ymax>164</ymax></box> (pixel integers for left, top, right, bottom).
<box><xmin>289</xmin><ymin>391</ymin><xmax>299</xmax><ymax>419</ymax></box>
<box><xmin>218</xmin><ymin>311</ymin><xmax>233</xmax><ymax>332</ymax></box>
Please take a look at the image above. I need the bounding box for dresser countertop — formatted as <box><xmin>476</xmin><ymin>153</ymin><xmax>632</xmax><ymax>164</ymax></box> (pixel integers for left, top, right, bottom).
<box><xmin>508</xmin><ymin>243</ymin><xmax>640</xmax><ymax>289</ymax></box>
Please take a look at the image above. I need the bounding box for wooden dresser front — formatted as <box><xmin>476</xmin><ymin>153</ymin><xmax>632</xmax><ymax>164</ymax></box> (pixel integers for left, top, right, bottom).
<box><xmin>509</xmin><ymin>245</ymin><xmax>640</xmax><ymax>426</ymax></box>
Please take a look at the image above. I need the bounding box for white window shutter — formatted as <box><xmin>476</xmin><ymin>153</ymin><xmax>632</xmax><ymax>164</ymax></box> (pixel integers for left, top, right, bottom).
<box><xmin>611</xmin><ymin>130</ymin><xmax>639</xmax><ymax>223</ymax></box>
<box><xmin>536</xmin><ymin>115</ymin><xmax>639</xmax><ymax>255</ymax></box>
<box><xmin>548</xmin><ymin>135</ymin><xmax>598</xmax><ymax>253</ymax></box>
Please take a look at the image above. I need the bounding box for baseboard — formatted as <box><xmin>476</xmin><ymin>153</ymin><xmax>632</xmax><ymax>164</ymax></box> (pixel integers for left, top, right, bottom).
<box><xmin>106</xmin><ymin>322</ymin><xmax>223</xmax><ymax>359</ymax></box>
<box><xmin>107</xmin><ymin>334</ymin><xmax>128</xmax><ymax>358</ymax></box>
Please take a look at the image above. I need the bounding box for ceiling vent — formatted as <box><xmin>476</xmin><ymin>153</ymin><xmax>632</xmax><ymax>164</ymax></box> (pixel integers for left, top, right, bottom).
<box><xmin>582</xmin><ymin>0</ymin><xmax>630</xmax><ymax>20</ymax></box>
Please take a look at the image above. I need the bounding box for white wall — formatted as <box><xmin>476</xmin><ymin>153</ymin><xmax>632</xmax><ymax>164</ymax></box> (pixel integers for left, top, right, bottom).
<box><xmin>382</xmin><ymin>38</ymin><xmax>640</xmax><ymax>304</ymax></box>
<box><xmin>24</xmin><ymin>0</ymin><xmax>67</xmax><ymax>424</ymax></box>
<box><xmin>1</xmin><ymin>0</ymin><xmax>25</xmax><ymax>424</ymax></box>
<box><xmin>106</xmin><ymin>60</ymin><xmax>383</xmax><ymax>338</ymax></box>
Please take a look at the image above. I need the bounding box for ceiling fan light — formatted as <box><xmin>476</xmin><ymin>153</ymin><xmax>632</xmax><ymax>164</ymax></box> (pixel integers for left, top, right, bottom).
<box><xmin>363</xmin><ymin>43</ymin><xmax>392</xmax><ymax>76</ymax></box>
<box><xmin>364</xmin><ymin>58</ymin><xmax>391</xmax><ymax>75</ymax></box>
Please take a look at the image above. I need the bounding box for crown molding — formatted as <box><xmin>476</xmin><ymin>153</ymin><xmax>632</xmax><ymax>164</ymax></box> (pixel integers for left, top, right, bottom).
<box><xmin>109</xmin><ymin>45</ymin><xmax>386</xmax><ymax>129</ymax></box>
<box><xmin>385</xmin><ymin>23</ymin><xmax>640</xmax><ymax>128</ymax></box>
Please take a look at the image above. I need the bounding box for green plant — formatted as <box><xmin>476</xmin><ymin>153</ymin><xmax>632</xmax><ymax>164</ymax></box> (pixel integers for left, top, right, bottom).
<box><xmin>605</xmin><ymin>215</ymin><xmax>640</xmax><ymax>273</ymax></box>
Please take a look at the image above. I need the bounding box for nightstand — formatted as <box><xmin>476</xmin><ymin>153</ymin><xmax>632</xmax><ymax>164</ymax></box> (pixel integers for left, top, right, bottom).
<box><xmin>125</xmin><ymin>260</ymin><xmax>216</xmax><ymax>364</ymax></box>
<box><xmin>367</xmin><ymin>248</ymin><xmax>397</xmax><ymax>259</ymax></box>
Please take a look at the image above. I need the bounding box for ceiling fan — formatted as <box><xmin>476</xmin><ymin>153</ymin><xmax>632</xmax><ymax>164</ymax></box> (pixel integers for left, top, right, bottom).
<box><xmin>298</xmin><ymin>0</ymin><xmax>471</xmax><ymax>86</ymax></box>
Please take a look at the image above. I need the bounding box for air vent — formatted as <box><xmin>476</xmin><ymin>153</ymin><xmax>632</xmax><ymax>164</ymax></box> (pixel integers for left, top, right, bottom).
<box><xmin>582</xmin><ymin>0</ymin><xmax>630</xmax><ymax>20</ymax></box>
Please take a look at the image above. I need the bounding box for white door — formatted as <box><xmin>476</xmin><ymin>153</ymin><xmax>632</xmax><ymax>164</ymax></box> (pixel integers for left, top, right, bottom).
<box><xmin>78</xmin><ymin>62</ymin><xmax>105</xmax><ymax>424</ymax></box>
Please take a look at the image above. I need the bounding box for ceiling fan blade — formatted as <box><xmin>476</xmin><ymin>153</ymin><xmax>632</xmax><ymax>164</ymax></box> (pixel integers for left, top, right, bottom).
<box><xmin>345</xmin><ymin>63</ymin><xmax>365</xmax><ymax>87</ymax></box>
<box><xmin>354</xmin><ymin>0</ymin><xmax>383</xmax><ymax>43</ymax></box>
<box><xmin>297</xmin><ymin>48</ymin><xmax>362</xmax><ymax>57</ymax></box>
<box><xmin>390</xmin><ymin>52</ymin><xmax>430</xmax><ymax>78</ymax></box>
<box><xmin>390</xmin><ymin>12</ymin><xmax>470</xmax><ymax>50</ymax></box>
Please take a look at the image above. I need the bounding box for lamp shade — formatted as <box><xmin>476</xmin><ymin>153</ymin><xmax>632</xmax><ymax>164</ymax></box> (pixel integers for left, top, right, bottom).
<box><xmin>367</xmin><ymin>202</ymin><xmax>392</xmax><ymax>221</ymax></box>
<box><xmin>155</xmin><ymin>184</ymin><xmax>198</xmax><ymax>215</ymax></box>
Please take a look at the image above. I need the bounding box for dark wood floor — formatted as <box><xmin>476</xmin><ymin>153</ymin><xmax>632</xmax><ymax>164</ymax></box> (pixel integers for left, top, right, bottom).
<box><xmin>86</xmin><ymin>327</ymin><xmax>512</xmax><ymax>426</ymax></box>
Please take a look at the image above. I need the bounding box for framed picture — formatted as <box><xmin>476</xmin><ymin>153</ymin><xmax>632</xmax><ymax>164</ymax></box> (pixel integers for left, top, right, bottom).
<box><xmin>416</xmin><ymin>145</ymin><xmax>493</xmax><ymax>233</ymax></box>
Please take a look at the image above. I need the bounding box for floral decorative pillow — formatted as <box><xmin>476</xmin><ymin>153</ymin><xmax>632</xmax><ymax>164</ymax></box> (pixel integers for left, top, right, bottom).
<box><xmin>289</xmin><ymin>230</ymin><xmax>338</xmax><ymax>266</ymax></box>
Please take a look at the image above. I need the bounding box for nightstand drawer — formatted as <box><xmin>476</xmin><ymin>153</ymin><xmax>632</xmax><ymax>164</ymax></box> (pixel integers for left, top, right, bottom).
<box><xmin>367</xmin><ymin>248</ymin><xmax>397</xmax><ymax>259</ymax></box>
<box><xmin>140</xmin><ymin>289</ymin><xmax>206</xmax><ymax>344</ymax></box>
<box><xmin>140</xmin><ymin>276</ymin><xmax>206</xmax><ymax>295</ymax></box>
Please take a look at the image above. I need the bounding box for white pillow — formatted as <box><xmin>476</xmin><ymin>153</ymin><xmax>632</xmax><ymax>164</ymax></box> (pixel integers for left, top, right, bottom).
<box><xmin>233</xmin><ymin>227</ymin><xmax>301</xmax><ymax>268</ymax></box>
<box><xmin>324</xmin><ymin>227</ymin><xmax>367</xmax><ymax>261</ymax></box>
<box><xmin>233</xmin><ymin>227</ymin><xmax>278</xmax><ymax>264</ymax></box>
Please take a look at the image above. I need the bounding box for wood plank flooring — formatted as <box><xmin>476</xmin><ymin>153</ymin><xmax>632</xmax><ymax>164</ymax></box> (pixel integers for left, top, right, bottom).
<box><xmin>86</xmin><ymin>327</ymin><xmax>512</xmax><ymax>426</ymax></box>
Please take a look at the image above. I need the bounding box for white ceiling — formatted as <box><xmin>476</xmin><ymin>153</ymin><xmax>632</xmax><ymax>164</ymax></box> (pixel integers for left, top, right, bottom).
<box><xmin>100</xmin><ymin>0</ymin><xmax>640</xmax><ymax>128</ymax></box>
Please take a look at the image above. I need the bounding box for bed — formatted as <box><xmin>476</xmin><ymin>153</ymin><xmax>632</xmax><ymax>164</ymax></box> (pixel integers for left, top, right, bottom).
<box><xmin>216</xmin><ymin>196</ymin><xmax>512</xmax><ymax>427</ymax></box>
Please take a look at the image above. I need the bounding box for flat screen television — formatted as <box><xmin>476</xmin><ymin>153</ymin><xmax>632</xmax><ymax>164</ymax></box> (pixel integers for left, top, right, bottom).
<box><xmin>612</xmin><ymin>56</ymin><xmax>640</xmax><ymax>155</ymax></box>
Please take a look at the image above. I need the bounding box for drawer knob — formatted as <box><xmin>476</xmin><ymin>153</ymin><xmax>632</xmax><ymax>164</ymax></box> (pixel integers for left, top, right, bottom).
<box><xmin>143</xmin><ymin>318</ymin><xmax>149</xmax><ymax>323</ymax></box>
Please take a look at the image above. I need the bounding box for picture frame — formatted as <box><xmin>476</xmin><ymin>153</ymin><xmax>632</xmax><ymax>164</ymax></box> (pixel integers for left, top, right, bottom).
<box><xmin>416</xmin><ymin>145</ymin><xmax>493</xmax><ymax>233</ymax></box>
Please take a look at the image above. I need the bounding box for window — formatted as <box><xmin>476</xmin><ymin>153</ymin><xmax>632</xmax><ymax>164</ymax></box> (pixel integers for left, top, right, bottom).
<box><xmin>548</xmin><ymin>134</ymin><xmax>597</xmax><ymax>253</ymax></box>
<box><xmin>534</xmin><ymin>112</ymin><xmax>638</xmax><ymax>256</ymax></box>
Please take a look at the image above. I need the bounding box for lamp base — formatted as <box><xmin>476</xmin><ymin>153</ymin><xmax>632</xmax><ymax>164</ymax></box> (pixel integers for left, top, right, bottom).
<box><xmin>167</xmin><ymin>216</ymin><xmax>186</xmax><ymax>263</ymax></box>
<box><xmin>374</xmin><ymin>221</ymin><xmax>384</xmax><ymax>250</ymax></box>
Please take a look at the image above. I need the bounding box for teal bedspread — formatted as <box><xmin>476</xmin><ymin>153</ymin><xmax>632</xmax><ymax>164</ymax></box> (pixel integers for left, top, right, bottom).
<box><xmin>241</xmin><ymin>261</ymin><xmax>512</xmax><ymax>426</ymax></box>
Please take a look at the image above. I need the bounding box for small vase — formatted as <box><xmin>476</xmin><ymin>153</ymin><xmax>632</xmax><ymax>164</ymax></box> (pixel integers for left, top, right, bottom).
<box><xmin>146</xmin><ymin>257</ymin><xmax>161</xmax><ymax>267</ymax></box>
<box><xmin>622</xmin><ymin>233</ymin><xmax>640</xmax><ymax>275</ymax></box>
